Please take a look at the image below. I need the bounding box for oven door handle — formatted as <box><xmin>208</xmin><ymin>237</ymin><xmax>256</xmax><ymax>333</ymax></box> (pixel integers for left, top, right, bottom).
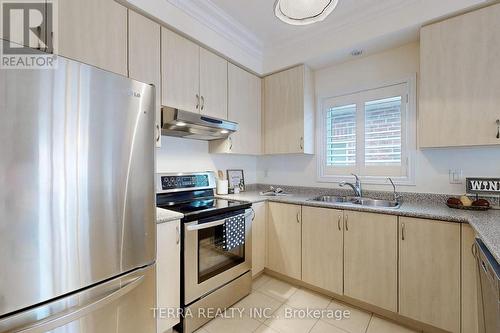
<box><xmin>186</xmin><ymin>219</ymin><xmax>226</xmax><ymax>231</ymax></box>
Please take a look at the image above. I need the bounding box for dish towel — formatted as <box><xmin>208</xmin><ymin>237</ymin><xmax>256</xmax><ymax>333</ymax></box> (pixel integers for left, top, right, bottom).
<box><xmin>223</xmin><ymin>214</ymin><xmax>245</xmax><ymax>251</ymax></box>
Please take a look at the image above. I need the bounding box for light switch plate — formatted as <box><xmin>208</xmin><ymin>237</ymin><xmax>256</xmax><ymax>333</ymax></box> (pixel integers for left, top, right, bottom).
<box><xmin>449</xmin><ymin>169</ymin><xmax>463</xmax><ymax>184</ymax></box>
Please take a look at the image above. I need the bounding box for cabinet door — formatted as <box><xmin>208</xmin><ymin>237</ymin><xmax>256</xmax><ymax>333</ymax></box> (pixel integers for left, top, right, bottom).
<box><xmin>462</xmin><ymin>224</ymin><xmax>479</xmax><ymax>333</ymax></box>
<box><xmin>251</xmin><ymin>202</ymin><xmax>267</xmax><ymax>277</ymax></box>
<box><xmin>58</xmin><ymin>0</ymin><xmax>128</xmax><ymax>76</ymax></box>
<box><xmin>267</xmin><ymin>202</ymin><xmax>301</xmax><ymax>280</ymax></box>
<box><xmin>209</xmin><ymin>64</ymin><xmax>262</xmax><ymax>154</ymax></box>
<box><xmin>399</xmin><ymin>217</ymin><xmax>460</xmax><ymax>333</ymax></box>
<box><xmin>263</xmin><ymin>65</ymin><xmax>305</xmax><ymax>154</ymax></box>
<box><xmin>302</xmin><ymin>206</ymin><xmax>343</xmax><ymax>295</ymax></box>
<box><xmin>157</xmin><ymin>220</ymin><xmax>181</xmax><ymax>332</ymax></box>
<box><xmin>128</xmin><ymin>11</ymin><xmax>161</xmax><ymax>147</ymax></box>
<box><xmin>199</xmin><ymin>48</ymin><xmax>228</xmax><ymax>120</ymax></box>
<box><xmin>344</xmin><ymin>211</ymin><xmax>397</xmax><ymax>312</ymax></box>
<box><xmin>419</xmin><ymin>4</ymin><xmax>500</xmax><ymax>147</ymax></box>
<box><xmin>161</xmin><ymin>29</ymin><xmax>200</xmax><ymax>113</ymax></box>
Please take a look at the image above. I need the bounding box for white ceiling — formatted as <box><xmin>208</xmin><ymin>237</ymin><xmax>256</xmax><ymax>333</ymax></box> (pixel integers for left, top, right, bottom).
<box><xmin>163</xmin><ymin>0</ymin><xmax>489</xmax><ymax>74</ymax></box>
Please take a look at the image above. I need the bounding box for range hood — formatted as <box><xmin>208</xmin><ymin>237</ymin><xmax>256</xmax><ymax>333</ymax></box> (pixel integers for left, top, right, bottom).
<box><xmin>161</xmin><ymin>107</ymin><xmax>238</xmax><ymax>141</ymax></box>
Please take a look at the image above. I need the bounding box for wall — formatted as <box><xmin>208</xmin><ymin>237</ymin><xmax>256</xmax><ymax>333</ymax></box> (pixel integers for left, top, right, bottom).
<box><xmin>258</xmin><ymin>42</ymin><xmax>500</xmax><ymax>194</ymax></box>
<box><xmin>156</xmin><ymin>136</ymin><xmax>258</xmax><ymax>184</ymax></box>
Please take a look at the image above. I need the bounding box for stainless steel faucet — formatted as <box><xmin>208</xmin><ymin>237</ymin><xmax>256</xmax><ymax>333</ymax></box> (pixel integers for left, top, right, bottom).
<box><xmin>387</xmin><ymin>177</ymin><xmax>402</xmax><ymax>203</ymax></box>
<box><xmin>339</xmin><ymin>173</ymin><xmax>362</xmax><ymax>197</ymax></box>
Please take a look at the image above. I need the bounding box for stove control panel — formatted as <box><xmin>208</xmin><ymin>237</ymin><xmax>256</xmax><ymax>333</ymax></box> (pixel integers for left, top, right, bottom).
<box><xmin>157</xmin><ymin>172</ymin><xmax>216</xmax><ymax>193</ymax></box>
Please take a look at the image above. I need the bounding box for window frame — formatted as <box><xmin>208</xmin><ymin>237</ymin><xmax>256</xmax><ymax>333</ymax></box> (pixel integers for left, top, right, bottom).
<box><xmin>317</xmin><ymin>75</ymin><xmax>417</xmax><ymax>186</ymax></box>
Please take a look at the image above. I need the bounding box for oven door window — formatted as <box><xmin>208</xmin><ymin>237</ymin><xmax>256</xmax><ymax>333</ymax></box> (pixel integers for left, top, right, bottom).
<box><xmin>198</xmin><ymin>214</ymin><xmax>245</xmax><ymax>283</ymax></box>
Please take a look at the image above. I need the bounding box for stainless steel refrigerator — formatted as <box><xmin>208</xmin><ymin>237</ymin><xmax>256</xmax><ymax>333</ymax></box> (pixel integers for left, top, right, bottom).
<box><xmin>0</xmin><ymin>57</ymin><xmax>156</xmax><ymax>333</ymax></box>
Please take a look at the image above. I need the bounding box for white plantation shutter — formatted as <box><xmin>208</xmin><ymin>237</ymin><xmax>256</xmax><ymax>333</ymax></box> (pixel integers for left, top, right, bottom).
<box><xmin>364</xmin><ymin>97</ymin><xmax>402</xmax><ymax>166</ymax></box>
<box><xmin>326</xmin><ymin>104</ymin><xmax>356</xmax><ymax>167</ymax></box>
<box><xmin>320</xmin><ymin>80</ymin><xmax>415</xmax><ymax>184</ymax></box>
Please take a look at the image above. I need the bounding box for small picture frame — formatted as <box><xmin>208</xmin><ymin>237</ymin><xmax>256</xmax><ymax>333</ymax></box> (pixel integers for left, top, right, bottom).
<box><xmin>227</xmin><ymin>169</ymin><xmax>245</xmax><ymax>193</ymax></box>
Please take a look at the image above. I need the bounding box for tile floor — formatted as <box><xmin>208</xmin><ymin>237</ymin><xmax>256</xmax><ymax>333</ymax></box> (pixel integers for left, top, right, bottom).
<box><xmin>194</xmin><ymin>274</ymin><xmax>422</xmax><ymax>333</ymax></box>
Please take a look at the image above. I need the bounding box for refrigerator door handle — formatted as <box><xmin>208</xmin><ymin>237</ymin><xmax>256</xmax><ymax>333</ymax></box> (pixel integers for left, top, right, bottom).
<box><xmin>14</xmin><ymin>275</ymin><xmax>144</xmax><ymax>333</ymax></box>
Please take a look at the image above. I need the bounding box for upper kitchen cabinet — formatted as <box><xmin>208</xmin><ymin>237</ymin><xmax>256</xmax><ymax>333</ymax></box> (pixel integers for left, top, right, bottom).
<box><xmin>161</xmin><ymin>28</ymin><xmax>200</xmax><ymax>113</ymax></box>
<box><xmin>58</xmin><ymin>0</ymin><xmax>128</xmax><ymax>76</ymax></box>
<box><xmin>419</xmin><ymin>4</ymin><xmax>500</xmax><ymax>148</ymax></box>
<box><xmin>209</xmin><ymin>64</ymin><xmax>262</xmax><ymax>155</ymax></box>
<box><xmin>199</xmin><ymin>48</ymin><xmax>228</xmax><ymax>119</ymax></box>
<box><xmin>162</xmin><ymin>29</ymin><xmax>228</xmax><ymax>119</ymax></box>
<box><xmin>263</xmin><ymin>65</ymin><xmax>314</xmax><ymax>154</ymax></box>
<box><xmin>128</xmin><ymin>10</ymin><xmax>161</xmax><ymax>147</ymax></box>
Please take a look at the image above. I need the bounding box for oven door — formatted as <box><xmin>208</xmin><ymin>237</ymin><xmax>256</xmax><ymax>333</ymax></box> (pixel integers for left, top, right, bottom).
<box><xmin>184</xmin><ymin>209</ymin><xmax>252</xmax><ymax>305</ymax></box>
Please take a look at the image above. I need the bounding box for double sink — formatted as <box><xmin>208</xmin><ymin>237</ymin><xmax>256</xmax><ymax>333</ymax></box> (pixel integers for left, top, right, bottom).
<box><xmin>309</xmin><ymin>195</ymin><xmax>400</xmax><ymax>209</ymax></box>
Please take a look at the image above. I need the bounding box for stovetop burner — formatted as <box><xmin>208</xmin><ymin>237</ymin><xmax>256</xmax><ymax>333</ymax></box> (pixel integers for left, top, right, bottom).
<box><xmin>157</xmin><ymin>197</ymin><xmax>250</xmax><ymax>215</ymax></box>
<box><xmin>156</xmin><ymin>172</ymin><xmax>252</xmax><ymax>221</ymax></box>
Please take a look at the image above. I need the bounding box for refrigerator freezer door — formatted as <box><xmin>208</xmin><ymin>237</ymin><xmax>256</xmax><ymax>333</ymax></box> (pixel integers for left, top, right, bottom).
<box><xmin>0</xmin><ymin>265</ymin><xmax>156</xmax><ymax>333</ymax></box>
<box><xmin>0</xmin><ymin>57</ymin><xmax>156</xmax><ymax>317</ymax></box>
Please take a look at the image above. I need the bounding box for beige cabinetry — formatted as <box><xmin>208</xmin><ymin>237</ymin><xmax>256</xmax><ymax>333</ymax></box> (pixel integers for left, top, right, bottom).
<box><xmin>161</xmin><ymin>29</ymin><xmax>228</xmax><ymax>118</ymax></box>
<box><xmin>461</xmin><ymin>223</ymin><xmax>479</xmax><ymax>333</ymax></box>
<box><xmin>161</xmin><ymin>28</ymin><xmax>200</xmax><ymax>113</ymax></box>
<box><xmin>199</xmin><ymin>48</ymin><xmax>228</xmax><ymax>119</ymax></box>
<box><xmin>267</xmin><ymin>202</ymin><xmax>302</xmax><ymax>280</ymax></box>
<box><xmin>419</xmin><ymin>4</ymin><xmax>500</xmax><ymax>148</ymax></box>
<box><xmin>263</xmin><ymin>65</ymin><xmax>314</xmax><ymax>154</ymax></box>
<box><xmin>251</xmin><ymin>202</ymin><xmax>267</xmax><ymax>277</ymax></box>
<box><xmin>156</xmin><ymin>220</ymin><xmax>181</xmax><ymax>333</ymax></box>
<box><xmin>343</xmin><ymin>211</ymin><xmax>398</xmax><ymax>312</ymax></box>
<box><xmin>128</xmin><ymin>10</ymin><xmax>162</xmax><ymax>147</ymax></box>
<box><xmin>302</xmin><ymin>206</ymin><xmax>343</xmax><ymax>295</ymax></box>
<box><xmin>58</xmin><ymin>0</ymin><xmax>128</xmax><ymax>76</ymax></box>
<box><xmin>209</xmin><ymin>63</ymin><xmax>262</xmax><ymax>154</ymax></box>
<box><xmin>399</xmin><ymin>217</ymin><xmax>460</xmax><ymax>333</ymax></box>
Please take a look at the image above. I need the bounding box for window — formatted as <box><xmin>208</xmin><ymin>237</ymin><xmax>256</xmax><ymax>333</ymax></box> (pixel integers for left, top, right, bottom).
<box><xmin>318</xmin><ymin>78</ymin><xmax>416</xmax><ymax>185</ymax></box>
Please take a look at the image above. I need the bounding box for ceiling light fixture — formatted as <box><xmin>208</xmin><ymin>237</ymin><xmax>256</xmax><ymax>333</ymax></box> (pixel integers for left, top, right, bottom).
<box><xmin>274</xmin><ymin>0</ymin><xmax>339</xmax><ymax>26</ymax></box>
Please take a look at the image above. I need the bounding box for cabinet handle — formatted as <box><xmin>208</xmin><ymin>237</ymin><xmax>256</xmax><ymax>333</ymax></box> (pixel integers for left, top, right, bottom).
<box><xmin>196</xmin><ymin>94</ymin><xmax>200</xmax><ymax>109</ymax></box>
<box><xmin>496</xmin><ymin>119</ymin><xmax>499</xmax><ymax>139</ymax></box>
<box><xmin>296</xmin><ymin>212</ymin><xmax>300</xmax><ymax>223</ymax></box>
<box><xmin>300</xmin><ymin>137</ymin><xmax>303</xmax><ymax>150</ymax></box>
<box><xmin>176</xmin><ymin>225</ymin><xmax>180</xmax><ymax>245</ymax></box>
<box><xmin>251</xmin><ymin>208</ymin><xmax>255</xmax><ymax>222</ymax></box>
<box><xmin>401</xmin><ymin>223</ymin><xmax>405</xmax><ymax>241</ymax></box>
<box><xmin>471</xmin><ymin>242</ymin><xmax>478</xmax><ymax>259</ymax></box>
<box><xmin>345</xmin><ymin>214</ymin><xmax>349</xmax><ymax>231</ymax></box>
<box><xmin>200</xmin><ymin>96</ymin><xmax>205</xmax><ymax>111</ymax></box>
<box><xmin>229</xmin><ymin>137</ymin><xmax>233</xmax><ymax>150</ymax></box>
<box><xmin>156</xmin><ymin>124</ymin><xmax>161</xmax><ymax>142</ymax></box>
<box><xmin>337</xmin><ymin>215</ymin><xmax>342</xmax><ymax>231</ymax></box>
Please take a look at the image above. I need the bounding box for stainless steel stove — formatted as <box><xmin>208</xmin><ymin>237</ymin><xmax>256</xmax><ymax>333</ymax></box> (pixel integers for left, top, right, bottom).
<box><xmin>156</xmin><ymin>172</ymin><xmax>253</xmax><ymax>333</ymax></box>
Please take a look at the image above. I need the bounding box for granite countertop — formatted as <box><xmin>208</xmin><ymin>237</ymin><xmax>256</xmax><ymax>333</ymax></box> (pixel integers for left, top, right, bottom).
<box><xmin>156</xmin><ymin>207</ymin><xmax>184</xmax><ymax>224</ymax></box>
<box><xmin>219</xmin><ymin>190</ymin><xmax>500</xmax><ymax>263</ymax></box>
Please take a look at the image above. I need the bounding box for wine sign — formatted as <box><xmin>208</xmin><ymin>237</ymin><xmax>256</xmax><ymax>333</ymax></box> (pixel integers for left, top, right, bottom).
<box><xmin>466</xmin><ymin>178</ymin><xmax>500</xmax><ymax>195</ymax></box>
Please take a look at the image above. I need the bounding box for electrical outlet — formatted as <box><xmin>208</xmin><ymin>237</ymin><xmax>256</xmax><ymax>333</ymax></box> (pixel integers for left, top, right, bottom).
<box><xmin>449</xmin><ymin>169</ymin><xmax>463</xmax><ymax>184</ymax></box>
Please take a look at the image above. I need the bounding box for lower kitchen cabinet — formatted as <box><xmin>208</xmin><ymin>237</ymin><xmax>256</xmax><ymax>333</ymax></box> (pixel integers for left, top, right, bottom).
<box><xmin>267</xmin><ymin>202</ymin><xmax>302</xmax><ymax>280</ymax></box>
<box><xmin>462</xmin><ymin>223</ymin><xmax>479</xmax><ymax>333</ymax></box>
<box><xmin>156</xmin><ymin>220</ymin><xmax>181</xmax><ymax>333</ymax></box>
<box><xmin>302</xmin><ymin>206</ymin><xmax>343</xmax><ymax>295</ymax></box>
<box><xmin>251</xmin><ymin>202</ymin><xmax>267</xmax><ymax>277</ymax></box>
<box><xmin>399</xmin><ymin>217</ymin><xmax>461</xmax><ymax>333</ymax></box>
<box><xmin>343</xmin><ymin>211</ymin><xmax>398</xmax><ymax>312</ymax></box>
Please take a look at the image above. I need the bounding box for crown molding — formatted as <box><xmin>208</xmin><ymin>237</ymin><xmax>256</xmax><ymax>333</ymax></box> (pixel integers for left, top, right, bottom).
<box><xmin>166</xmin><ymin>0</ymin><xmax>264</xmax><ymax>59</ymax></box>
